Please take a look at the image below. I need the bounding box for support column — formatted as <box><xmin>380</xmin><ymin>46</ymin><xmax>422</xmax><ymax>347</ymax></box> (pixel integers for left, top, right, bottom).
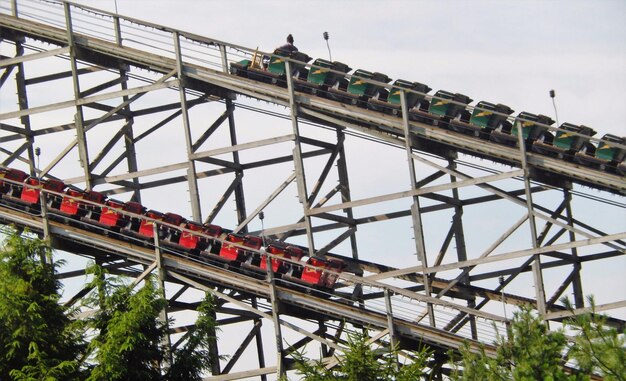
<box><xmin>251</xmin><ymin>297</ymin><xmax>267</xmax><ymax>381</ymax></box>
<box><xmin>219</xmin><ymin>44</ymin><xmax>248</xmax><ymax>231</ymax></box>
<box><xmin>226</xmin><ymin>99</ymin><xmax>249</xmax><ymax>231</ymax></box>
<box><xmin>13</xmin><ymin>38</ymin><xmax>36</xmax><ymax>173</ymax></box>
<box><xmin>64</xmin><ymin>3</ymin><xmax>92</xmax><ymax>189</ymax></box>
<box><xmin>515</xmin><ymin>121</ymin><xmax>547</xmax><ymax>317</ymax></box>
<box><xmin>114</xmin><ymin>15</ymin><xmax>141</xmax><ymax>203</ymax></box>
<box><xmin>318</xmin><ymin>319</ymin><xmax>329</xmax><ymax>358</ymax></box>
<box><xmin>39</xmin><ymin>190</ymin><xmax>51</xmax><ymax>265</ymax></box>
<box><xmin>266</xmin><ymin>255</ymin><xmax>285</xmax><ymax>378</ymax></box>
<box><xmin>153</xmin><ymin>224</ymin><xmax>172</xmax><ymax>368</ymax></box>
<box><xmin>208</xmin><ymin>306</ymin><xmax>221</xmax><ymax>375</ymax></box>
<box><xmin>384</xmin><ymin>289</ymin><xmax>398</xmax><ymax>360</ymax></box>
<box><xmin>564</xmin><ymin>189</ymin><xmax>584</xmax><ymax>308</ymax></box>
<box><xmin>173</xmin><ymin>31</ymin><xmax>202</xmax><ymax>221</ymax></box>
<box><xmin>448</xmin><ymin>159</ymin><xmax>477</xmax><ymax>339</ymax></box>
<box><xmin>400</xmin><ymin>91</ymin><xmax>435</xmax><ymax>326</ymax></box>
<box><xmin>285</xmin><ymin>61</ymin><xmax>316</xmax><ymax>255</ymax></box>
<box><xmin>336</xmin><ymin>128</ymin><xmax>359</xmax><ymax>260</ymax></box>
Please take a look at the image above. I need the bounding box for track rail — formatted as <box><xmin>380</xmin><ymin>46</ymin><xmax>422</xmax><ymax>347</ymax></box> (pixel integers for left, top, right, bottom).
<box><xmin>0</xmin><ymin>201</ymin><xmax>498</xmax><ymax>357</ymax></box>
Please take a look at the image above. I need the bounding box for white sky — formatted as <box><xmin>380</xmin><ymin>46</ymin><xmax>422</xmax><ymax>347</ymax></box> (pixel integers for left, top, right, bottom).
<box><xmin>66</xmin><ymin>0</ymin><xmax>625</xmax><ymax>316</ymax></box>
<box><xmin>72</xmin><ymin>0</ymin><xmax>626</xmax><ymax>138</ymax></box>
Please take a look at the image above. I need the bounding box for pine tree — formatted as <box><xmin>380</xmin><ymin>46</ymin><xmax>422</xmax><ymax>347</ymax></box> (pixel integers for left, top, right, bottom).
<box><xmin>82</xmin><ymin>262</ymin><xmax>223</xmax><ymax>381</ymax></box>
<box><xmin>293</xmin><ymin>329</ymin><xmax>431</xmax><ymax>380</ymax></box>
<box><xmin>166</xmin><ymin>293</ymin><xmax>222</xmax><ymax>381</ymax></box>
<box><xmin>564</xmin><ymin>297</ymin><xmax>626</xmax><ymax>381</ymax></box>
<box><xmin>83</xmin><ymin>263</ymin><xmax>167</xmax><ymax>381</ymax></box>
<box><xmin>450</xmin><ymin>305</ymin><xmax>574</xmax><ymax>381</ymax></box>
<box><xmin>0</xmin><ymin>229</ymin><xmax>84</xmax><ymax>380</ymax></box>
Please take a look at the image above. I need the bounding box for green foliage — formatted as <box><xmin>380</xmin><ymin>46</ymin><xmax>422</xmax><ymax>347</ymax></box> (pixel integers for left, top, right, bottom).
<box><xmin>340</xmin><ymin>332</ymin><xmax>384</xmax><ymax>381</ymax></box>
<box><xmin>564</xmin><ymin>297</ymin><xmax>626</xmax><ymax>381</ymax></box>
<box><xmin>0</xmin><ymin>236</ymin><xmax>223</xmax><ymax>381</ymax></box>
<box><xmin>83</xmin><ymin>263</ymin><xmax>167</xmax><ymax>381</ymax></box>
<box><xmin>502</xmin><ymin>306</ymin><xmax>570</xmax><ymax>380</ymax></box>
<box><xmin>450</xmin><ymin>305</ymin><xmax>572</xmax><ymax>381</ymax></box>
<box><xmin>449</xmin><ymin>343</ymin><xmax>495</xmax><ymax>381</ymax></box>
<box><xmin>291</xmin><ymin>352</ymin><xmax>334</xmax><ymax>381</ymax></box>
<box><xmin>4</xmin><ymin>227</ymin><xmax>619</xmax><ymax>381</ymax></box>
<box><xmin>83</xmin><ymin>262</ymin><xmax>222</xmax><ymax>381</ymax></box>
<box><xmin>166</xmin><ymin>293</ymin><xmax>221</xmax><ymax>381</ymax></box>
<box><xmin>0</xmin><ymin>229</ymin><xmax>84</xmax><ymax>381</ymax></box>
<box><xmin>292</xmin><ymin>329</ymin><xmax>431</xmax><ymax>381</ymax></box>
<box><xmin>450</xmin><ymin>303</ymin><xmax>626</xmax><ymax>381</ymax></box>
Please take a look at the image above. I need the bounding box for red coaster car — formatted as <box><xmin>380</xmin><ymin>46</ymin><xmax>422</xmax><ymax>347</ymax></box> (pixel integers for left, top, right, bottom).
<box><xmin>53</xmin><ymin>188</ymin><xmax>107</xmax><ymax>228</ymax></box>
<box><xmin>261</xmin><ymin>244</ymin><xmax>304</xmax><ymax>274</ymax></box>
<box><xmin>89</xmin><ymin>199</ymin><xmax>145</xmax><ymax>231</ymax></box>
<box><xmin>283</xmin><ymin>256</ymin><xmax>345</xmax><ymax>295</ymax></box>
<box><xmin>198</xmin><ymin>224</ymin><xmax>224</xmax><ymax>261</ymax></box>
<box><xmin>0</xmin><ymin>168</ymin><xmax>28</xmax><ymax>198</ymax></box>
<box><xmin>211</xmin><ymin>233</ymin><xmax>262</xmax><ymax>267</ymax></box>
<box><xmin>177</xmin><ymin>221</ymin><xmax>206</xmax><ymax>250</ymax></box>
<box><xmin>134</xmin><ymin>210</ymin><xmax>167</xmax><ymax>239</ymax></box>
<box><xmin>242</xmin><ymin>243</ymin><xmax>305</xmax><ymax>278</ymax></box>
<box><xmin>123</xmin><ymin>210</ymin><xmax>185</xmax><ymax>247</ymax></box>
<box><xmin>57</xmin><ymin>188</ymin><xmax>86</xmax><ymax>217</ymax></box>
<box><xmin>19</xmin><ymin>177</ymin><xmax>65</xmax><ymax>209</ymax></box>
<box><xmin>79</xmin><ymin>190</ymin><xmax>107</xmax><ymax>221</ymax></box>
<box><xmin>159</xmin><ymin>212</ymin><xmax>186</xmax><ymax>243</ymax></box>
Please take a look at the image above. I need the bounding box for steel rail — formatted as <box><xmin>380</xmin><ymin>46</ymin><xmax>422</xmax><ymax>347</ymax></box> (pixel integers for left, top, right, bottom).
<box><xmin>0</xmin><ymin>203</ymin><xmax>497</xmax><ymax>357</ymax></box>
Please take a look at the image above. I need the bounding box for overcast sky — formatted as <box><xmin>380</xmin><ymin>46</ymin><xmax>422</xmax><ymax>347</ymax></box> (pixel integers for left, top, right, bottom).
<box><xmin>63</xmin><ymin>0</ymin><xmax>626</xmax><ymax>313</ymax></box>
<box><xmin>71</xmin><ymin>0</ymin><xmax>626</xmax><ymax>139</ymax></box>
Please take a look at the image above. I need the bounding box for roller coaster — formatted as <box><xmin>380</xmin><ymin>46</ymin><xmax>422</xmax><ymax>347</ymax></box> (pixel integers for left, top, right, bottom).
<box><xmin>230</xmin><ymin>47</ymin><xmax>625</xmax><ymax>183</ymax></box>
<box><xmin>0</xmin><ymin>0</ymin><xmax>624</xmax><ymax>379</ymax></box>
<box><xmin>0</xmin><ymin>167</ymin><xmax>348</xmax><ymax>294</ymax></box>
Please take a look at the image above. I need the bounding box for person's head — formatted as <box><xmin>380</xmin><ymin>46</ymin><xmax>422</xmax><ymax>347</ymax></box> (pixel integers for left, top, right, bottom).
<box><xmin>287</xmin><ymin>34</ymin><xmax>294</xmax><ymax>44</ymax></box>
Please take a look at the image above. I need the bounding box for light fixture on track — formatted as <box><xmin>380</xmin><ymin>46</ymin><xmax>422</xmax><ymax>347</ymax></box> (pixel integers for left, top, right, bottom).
<box><xmin>323</xmin><ymin>31</ymin><xmax>332</xmax><ymax>61</ymax></box>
